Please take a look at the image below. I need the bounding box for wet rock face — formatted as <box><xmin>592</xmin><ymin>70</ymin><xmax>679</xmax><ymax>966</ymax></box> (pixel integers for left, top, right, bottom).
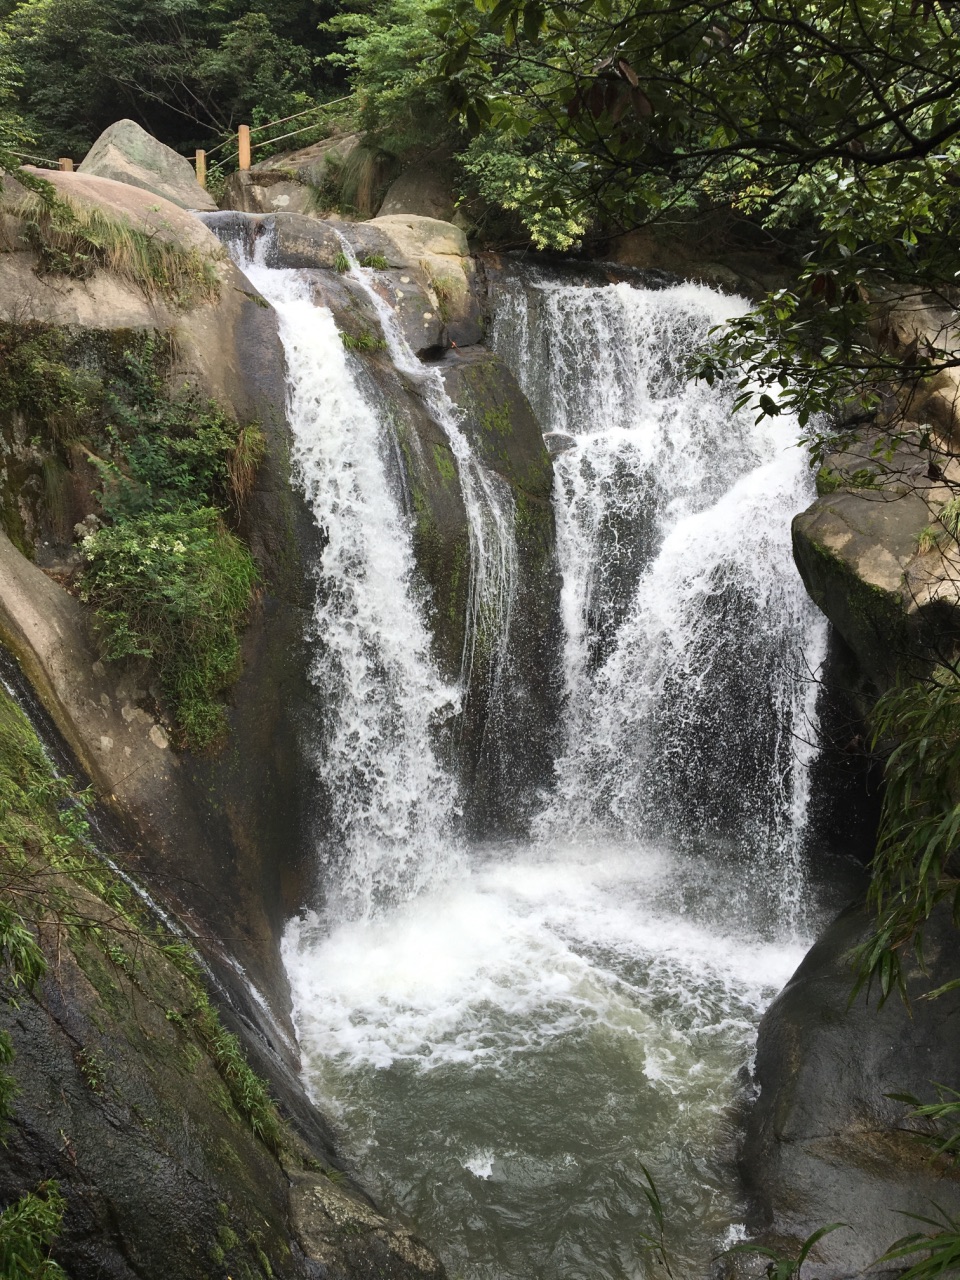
<box><xmin>742</xmin><ymin>902</ymin><xmax>960</xmax><ymax>1279</ymax></box>
<box><xmin>0</xmin><ymin>836</ymin><xmax>447</xmax><ymax>1280</ymax></box>
<box><xmin>440</xmin><ymin>349</ymin><xmax>563</xmax><ymax>834</ymax></box>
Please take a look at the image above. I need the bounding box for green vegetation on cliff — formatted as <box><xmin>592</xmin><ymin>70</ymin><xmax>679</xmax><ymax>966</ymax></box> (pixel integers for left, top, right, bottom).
<box><xmin>0</xmin><ymin>678</ymin><xmax>293</xmax><ymax>1271</ymax></box>
<box><xmin>0</xmin><ymin>325</ymin><xmax>264</xmax><ymax>750</ymax></box>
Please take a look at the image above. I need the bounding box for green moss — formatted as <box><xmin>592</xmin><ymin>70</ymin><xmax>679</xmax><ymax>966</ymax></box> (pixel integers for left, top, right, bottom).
<box><xmin>1</xmin><ymin>184</ymin><xmax>221</xmax><ymax>308</ymax></box>
<box><xmin>432</xmin><ymin>443</ymin><xmax>457</xmax><ymax>488</ymax></box>
<box><xmin>481</xmin><ymin>404</ymin><xmax>512</xmax><ymax>438</ymax></box>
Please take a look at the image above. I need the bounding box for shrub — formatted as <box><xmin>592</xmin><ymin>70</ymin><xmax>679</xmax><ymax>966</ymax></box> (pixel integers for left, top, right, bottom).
<box><xmin>80</xmin><ymin>508</ymin><xmax>257</xmax><ymax>750</ymax></box>
<box><xmin>0</xmin><ymin>1182</ymin><xmax>67</xmax><ymax>1280</ymax></box>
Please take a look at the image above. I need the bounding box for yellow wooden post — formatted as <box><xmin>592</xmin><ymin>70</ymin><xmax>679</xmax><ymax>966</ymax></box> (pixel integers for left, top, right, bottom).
<box><xmin>238</xmin><ymin>125</ymin><xmax>251</xmax><ymax>172</ymax></box>
<box><xmin>58</xmin><ymin>157</ymin><xmax>74</xmax><ymax>172</ymax></box>
<box><xmin>195</xmin><ymin>149</ymin><xmax>206</xmax><ymax>188</ymax></box>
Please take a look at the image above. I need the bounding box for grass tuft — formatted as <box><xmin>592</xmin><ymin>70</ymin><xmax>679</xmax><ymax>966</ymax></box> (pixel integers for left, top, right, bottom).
<box><xmin>1</xmin><ymin>184</ymin><xmax>222</xmax><ymax>308</ymax></box>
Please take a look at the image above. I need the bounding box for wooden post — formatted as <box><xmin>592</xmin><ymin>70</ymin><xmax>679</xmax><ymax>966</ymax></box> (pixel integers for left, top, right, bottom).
<box><xmin>58</xmin><ymin>157</ymin><xmax>73</xmax><ymax>172</ymax></box>
<box><xmin>195</xmin><ymin>149</ymin><xmax>206</xmax><ymax>188</ymax></box>
<box><xmin>237</xmin><ymin>125</ymin><xmax>251</xmax><ymax>172</ymax></box>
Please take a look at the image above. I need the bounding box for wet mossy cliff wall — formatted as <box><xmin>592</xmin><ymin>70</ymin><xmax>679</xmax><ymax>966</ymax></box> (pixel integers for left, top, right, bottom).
<box><xmin>742</xmin><ymin>296</ymin><xmax>960</xmax><ymax>1278</ymax></box>
<box><xmin>0</xmin><ymin>171</ymin><xmax>560</xmax><ymax>1274</ymax></box>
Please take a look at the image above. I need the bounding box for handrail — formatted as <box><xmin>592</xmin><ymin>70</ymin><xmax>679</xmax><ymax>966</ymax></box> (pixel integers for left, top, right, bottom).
<box><xmin>248</xmin><ymin>95</ymin><xmax>353</xmax><ymax>135</ymax></box>
<box><xmin>9</xmin><ymin>150</ymin><xmax>61</xmax><ymax>169</ymax></box>
<box><xmin>250</xmin><ymin>119</ymin><xmax>339</xmax><ymax>152</ymax></box>
<box><xmin>203</xmin><ymin>94</ymin><xmax>353</xmax><ymax>161</ymax></box>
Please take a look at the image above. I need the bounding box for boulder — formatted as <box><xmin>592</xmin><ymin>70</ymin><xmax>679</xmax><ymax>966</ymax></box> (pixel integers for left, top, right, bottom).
<box><xmin>793</xmin><ymin>430</ymin><xmax>960</xmax><ymax>697</ymax></box>
<box><xmin>220</xmin><ymin>133</ymin><xmax>361</xmax><ymax>216</ymax></box>
<box><xmin>743</xmin><ymin>901</ymin><xmax>960</xmax><ymax>1278</ymax></box>
<box><xmin>340</xmin><ymin>215</ymin><xmax>484</xmax><ymax>348</ymax></box>
<box><xmin>77</xmin><ymin>118</ymin><xmax>216</xmax><ymax>211</ymax></box>
<box><xmin>378</xmin><ymin>162</ymin><xmax>457</xmax><ymax>222</ymax></box>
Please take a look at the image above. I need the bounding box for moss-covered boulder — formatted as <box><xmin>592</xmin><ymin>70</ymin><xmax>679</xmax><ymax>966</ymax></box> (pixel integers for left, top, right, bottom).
<box><xmin>0</xmin><ymin>682</ymin><xmax>446</xmax><ymax>1280</ymax></box>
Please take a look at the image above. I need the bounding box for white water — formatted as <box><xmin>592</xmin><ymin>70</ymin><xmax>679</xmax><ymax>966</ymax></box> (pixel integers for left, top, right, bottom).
<box><xmin>208</xmin><ymin>222</ymin><xmax>836</xmax><ymax>1278</ymax></box>
<box><xmin>492</xmin><ymin>270</ymin><xmax>829</xmax><ymax>928</ymax></box>
<box><xmin>236</xmin><ymin>246</ymin><xmax>463</xmax><ymax>917</ymax></box>
<box><xmin>335</xmin><ymin>237</ymin><xmax>518</xmax><ymax>695</ymax></box>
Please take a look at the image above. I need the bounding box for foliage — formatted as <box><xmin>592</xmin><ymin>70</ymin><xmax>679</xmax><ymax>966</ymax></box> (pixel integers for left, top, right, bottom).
<box><xmin>875</xmin><ymin>1205</ymin><xmax>960</xmax><ymax>1279</ymax></box>
<box><xmin>0</xmin><ymin>325</ymin><xmax>262</xmax><ymax>750</ymax></box>
<box><xmin>340</xmin><ymin>329</ymin><xmax>386</xmax><ymax>351</ymax></box>
<box><xmin>321</xmin><ymin>0</ymin><xmax>450</xmax><ymax>152</ymax></box>
<box><xmin>0</xmin><ymin>1182</ymin><xmax>67</xmax><ymax>1280</ymax></box>
<box><xmin>0</xmin><ymin>0</ymin><xmax>347</xmax><ymax>159</ymax></box>
<box><xmin>0</xmin><ymin>183</ymin><xmax>221</xmax><ymax>307</ymax></box>
<box><xmin>723</xmin><ymin>1224</ymin><xmax>848</xmax><ymax>1280</ymax></box>
<box><xmin>90</xmin><ymin>341</ymin><xmax>245</xmax><ymax>518</ymax></box>
<box><xmin>433</xmin><ymin>0</ymin><xmax>960</xmax><ymax>428</ymax></box>
<box><xmin>80</xmin><ymin>508</ymin><xmax>257</xmax><ymax>749</ymax></box>
<box><xmin>853</xmin><ymin>665</ymin><xmax>960</xmax><ymax>1004</ymax></box>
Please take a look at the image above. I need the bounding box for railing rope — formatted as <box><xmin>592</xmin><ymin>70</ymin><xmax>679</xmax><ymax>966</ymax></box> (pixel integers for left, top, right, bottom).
<box><xmin>8</xmin><ymin>150</ymin><xmax>62</xmax><ymax>170</ymax></box>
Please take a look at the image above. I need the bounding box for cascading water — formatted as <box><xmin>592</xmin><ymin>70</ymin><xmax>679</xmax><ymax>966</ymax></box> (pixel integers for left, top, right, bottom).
<box><xmin>335</xmin><ymin>238</ymin><xmax>518</xmax><ymax>700</ymax></box>
<box><xmin>208</xmin><ymin>223</ymin><xmax>842</xmax><ymax>1279</ymax></box>
<box><xmin>492</xmin><ymin>267</ymin><xmax>829</xmax><ymax>927</ymax></box>
<box><xmin>218</xmin><ymin>231</ymin><xmax>464</xmax><ymax>916</ymax></box>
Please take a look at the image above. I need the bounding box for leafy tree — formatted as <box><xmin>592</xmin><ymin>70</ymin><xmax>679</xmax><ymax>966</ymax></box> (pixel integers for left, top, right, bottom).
<box><xmin>0</xmin><ymin>0</ymin><xmax>347</xmax><ymax>159</ymax></box>
<box><xmin>436</xmin><ymin>0</ymin><xmax>960</xmax><ymax>426</ymax></box>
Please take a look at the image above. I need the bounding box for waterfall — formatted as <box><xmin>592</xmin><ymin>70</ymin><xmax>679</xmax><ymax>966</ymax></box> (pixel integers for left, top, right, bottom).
<box><xmin>491</xmin><ymin>267</ymin><xmax>828</xmax><ymax>925</ymax></box>
<box><xmin>201</xmin><ymin>222</ymin><xmax>837</xmax><ymax>1280</ymax></box>
<box><xmin>334</xmin><ymin>238</ymin><xmax>518</xmax><ymax>701</ymax></box>
<box><xmin>223</xmin><ymin>235</ymin><xmax>464</xmax><ymax>918</ymax></box>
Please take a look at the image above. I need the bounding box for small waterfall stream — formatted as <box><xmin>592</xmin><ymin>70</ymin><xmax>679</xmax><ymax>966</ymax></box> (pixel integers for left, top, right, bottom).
<box><xmin>210</xmin><ymin>223</ymin><xmax>843</xmax><ymax>1279</ymax></box>
<box><xmin>334</xmin><ymin>240</ymin><xmax>519</xmax><ymax>697</ymax></box>
<box><xmin>237</xmin><ymin>250</ymin><xmax>463</xmax><ymax>916</ymax></box>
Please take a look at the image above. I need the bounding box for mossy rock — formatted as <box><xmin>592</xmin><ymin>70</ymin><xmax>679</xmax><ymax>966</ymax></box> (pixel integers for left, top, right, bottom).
<box><xmin>0</xmin><ymin>681</ymin><xmax>447</xmax><ymax>1280</ymax></box>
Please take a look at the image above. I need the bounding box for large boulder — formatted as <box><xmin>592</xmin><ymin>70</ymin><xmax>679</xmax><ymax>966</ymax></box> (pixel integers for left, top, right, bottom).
<box><xmin>77</xmin><ymin>118</ymin><xmax>216</xmax><ymax>211</ymax></box>
<box><xmin>378</xmin><ymin>162</ymin><xmax>457</xmax><ymax>222</ymax></box>
<box><xmin>220</xmin><ymin>133</ymin><xmax>361</xmax><ymax>217</ymax></box>
<box><xmin>742</xmin><ymin>902</ymin><xmax>960</xmax><ymax>1278</ymax></box>
<box><xmin>793</xmin><ymin>430</ymin><xmax>960</xmax><ymax>697</ymax></box>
